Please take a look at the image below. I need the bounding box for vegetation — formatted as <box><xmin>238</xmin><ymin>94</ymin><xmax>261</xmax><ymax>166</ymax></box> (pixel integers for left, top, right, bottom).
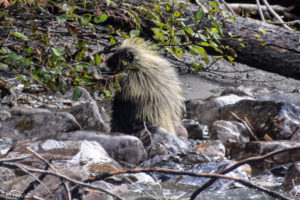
<box><xmin>0</xmin><ymin>0</ymin><xmax>230</xmax><ymax>98</ymax></box>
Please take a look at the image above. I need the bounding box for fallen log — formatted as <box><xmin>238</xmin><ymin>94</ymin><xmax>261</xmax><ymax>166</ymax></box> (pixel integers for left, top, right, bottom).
<box><xmin>222</xmin><ymin>16</ymin><xmax>300</xmax><ymax>79</ymax></box>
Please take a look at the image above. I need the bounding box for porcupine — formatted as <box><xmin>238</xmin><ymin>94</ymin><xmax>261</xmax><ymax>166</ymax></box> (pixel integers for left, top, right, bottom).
<box><xmin>106</xmin><ymin>39</ymin><xmax>184</xmax><ymax>135</ymax></box>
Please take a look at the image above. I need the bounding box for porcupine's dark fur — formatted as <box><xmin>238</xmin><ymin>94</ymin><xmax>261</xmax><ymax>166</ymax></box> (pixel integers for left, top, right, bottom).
<box><xmin>106</xmin><ymin>39</ymin><xmax>184</xmax><ymax>135</ymax></box>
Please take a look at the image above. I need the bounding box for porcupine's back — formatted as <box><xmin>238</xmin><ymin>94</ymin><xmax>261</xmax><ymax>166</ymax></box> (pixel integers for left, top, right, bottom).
<box><xmin>108</xmin><ymin>39</ymin><xmax>184</xmax><ymax>134</ymax></box>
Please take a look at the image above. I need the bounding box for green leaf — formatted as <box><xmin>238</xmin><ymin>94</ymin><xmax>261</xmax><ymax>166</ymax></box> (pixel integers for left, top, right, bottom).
<box><xmin>57</xmin><ymin>15</ymin><xmax>67</xmax><ymax>24</ymax></box>
<box><xmin>52</xmin><ymin>47</ymin><xmax>64</xmax><ymax>57</ymax></box>
<box><xmin>166</xmin><ymin>4</ymin><xmax>172</xmax><ymax>12</ymax></box>
<box><xmin>95</xmin><ymin>54</ymin><xmax>101</xmax><ymax>65</ymax></box>
<box><xmin>94</xmin><ymin>14</ymin><xmax>109</xmax><ymax>23</ymax></box>
<box><xmin>173</xmin><ymin>11</ymin><xmax>182</xmax><ymax>18</ymax></box>
<box><xmin>82</xmin><ymin>14</ymin><xmax>92</xmax><ymax>25</ymax></box>
<box><xmin>209</xmin><ymin>1</ymin><xmax>219</xmax><ymax>7</ymax></box>
<box><xmin>130</xmin><ymin>29</ymin><xmax>140</xmax><ymax>38</ymax></box>
<box><xmin>72</xmin><ymin>86</ymin><xmax>83</xmax><ymax>101</ymax></box>
<box><xmin>195</xmin><ymin>8</ymin><xmax>205</xmax><ymax>23</ymax></box>
<box><xmin>259</xmin><ymin>28</ymin><xmax>267</xmax><ymax>37</ymax></box>
<box><xmin>11</xmin><ymin>32</ymin><xmax>28</xmax><ymax>41</ymax></box>
<box><xmin>103</xmin><ymin>89</ymin><xmax>111</xmax><ymax>97</ymax></box>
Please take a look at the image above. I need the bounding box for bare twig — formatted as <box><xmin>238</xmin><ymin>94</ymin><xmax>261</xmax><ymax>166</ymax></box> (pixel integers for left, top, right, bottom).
<box><xmin>220</xmin><ymin>0</ymin><xmax>236</xmax><ymax>15</ymax></box>
<box><xmin>2</xmin><ymin>162</ymin><xmax>125</xmax><ymax>200</ymax></box>
<box><xmin>261</xmin><ymin>0</ymin><xmax>293</xmax><ymax>30</ymax></box>
<box><xmin>87</xmin><ymin>167</ymin><xmax>291</xmax><ymax>200</ymax></box>
<box><xmin>230</xmin><ymin>112</ymin><xmax>259</xmax><ymax>141</ymax></box>
<box><xmin>256</xmin><ymin>0</ymin><xmax>265</xmax><ymax>22</ymax></box>
<box><xmin>191</xmin><ymin>145</ymin><xmax>300</xmax><ymax>200</ymax></box>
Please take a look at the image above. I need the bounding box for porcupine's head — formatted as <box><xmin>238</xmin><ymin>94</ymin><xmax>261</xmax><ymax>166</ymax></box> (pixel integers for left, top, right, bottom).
<box><xmin>106</xmin><ymin>40</ymin><xmax>144</xmax><ymax>74</ymax></box>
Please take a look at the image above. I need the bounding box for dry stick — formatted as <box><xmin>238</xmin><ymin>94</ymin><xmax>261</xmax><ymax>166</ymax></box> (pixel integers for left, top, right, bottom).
<box><xmin>26</xmin><ymin>147</ymin><xmax>72</xmax><ymax>200</ymax></box>
<box><xmin>261</xmin><ymin>0</ymin><xmax>293</xmax><ymax>31</ymax></box>
<box><xmin>2</xmin><ymin>162</ymin><xmax>125</xmax><ymax>200</ymax></box>
<box><xmin>0</xmin><ymin>156</ymin><xmax>27</xmax><ymax>163</ymax></box>
<box><xmin>230</xmin><ymin>112</ymin><xmax>259</xmax><ymax>141</ymax></box>
<box><xmin>219</xmin><ymin>0</ymin><xmax>236</xmax><ymax>15</ymax></box>
<box><xmin>13</xmin><ymin>163</ymin><xmax>53</xmax><ymax>198</ymax></box>
<box><xmin>88</xmin><ymin>167</ymin><xmax>291</xmax><ymax>200</ymax></box>
<box><xmin>256</xmin><ymin>0</ymin><xmax>265</xmax><ymax>22</ymax></box>
<box><xmin>190</xmin><ymin>145</ymin><xmax>300</xmax><ymax>200</ymax></box>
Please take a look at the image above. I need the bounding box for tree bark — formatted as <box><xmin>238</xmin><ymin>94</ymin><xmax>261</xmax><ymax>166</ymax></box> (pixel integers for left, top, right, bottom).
<box><xmin>222</xmin><ymin>17</ymin><xmax>300</xmax><ymax>80</ymax></box>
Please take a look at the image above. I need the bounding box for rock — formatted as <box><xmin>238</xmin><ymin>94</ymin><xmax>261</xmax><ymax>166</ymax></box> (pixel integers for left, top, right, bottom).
<box><xmin>258</xmin><ymin>92</ymin><xmax>300</xmax><ymax>107</ymax></box>
<box><xmin>218</xmin><ymin>100</ymin><xmax>300</xmax><ymax>140</ymax></box>
<box><xmin>57</xmin><ymin>131</ymin><xmax>147</xmax><ymax>166</ymax></box>
<box><xmin>181</xmin><ymin>119</ymin><xmax>208</xmax><ymax>139</ymax></box>
<box><xmin>135</xmin><ymin>127</ymin><xmax>189</xmax><ymax>158</ymax></box>
<box><xmin>185</xmin><ymin>94</ymin><xmax>254</xmax><ymax>125</ymax></box>
<box><xmin>0</xmin><ymin>167</ymin><xmax>15</xmax><ymax>182</ymax></box>
<box><xmin>194</xmin><ymin>141</ymin><xmax>226</xmax><ymax>160</ymax></box>
<box><xmin>3</xmin><ymin>167</ymin><xmax>90</xmax><ymax>199</ymax></box>
<box><xmin>9</xmin><ymin>107</ymin><xmax>51</xmax><ymax>115</ymax></box>
<box><xmin>174</xmin><ymin>122</ymin><xmax>188</xmax><ymax>138</ymax></box>
<box><xmin>1</xmin><ymin>111</ymin><xmax>81</xmax><ymax>140</ymax></box>
<box><xmin>61</xmin><ymin>86</ymin><xmax>93</xmax><ymax>102</ymax></box>
<box><xmin>61</xmin><ymin>101</ymin><xmax>110</xmax><ymax>132</ymax></box>
<box><xmin>226</xmin><ymin>141</ymin><xmax>300</xmax><ymax>172</ymax></box>
<box><xmin>220</xmin><ymin>86</ymin><xmax>270</xmax><ymax>98</ymax></box>
<box><xmin>282</xmin><ymin>163</ymin><xmax>300</xmax><ymax>193</ymax></box>
<box><xmin>210</xmin><ymin>120</ymin><xmax>250</xmax><ymax>143</ymax></box>
<box><xmin>0</xmin><ymin>110</ymin><xmax>11</xmax><ymax>121</ymax></box>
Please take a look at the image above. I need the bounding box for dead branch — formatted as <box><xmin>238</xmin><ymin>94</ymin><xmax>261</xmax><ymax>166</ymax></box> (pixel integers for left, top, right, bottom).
<box><xmin>87</xmin><ymin>167</ymin><xmax>290</xmax><ymax>200</ymax></box>
<box><xmin>230</xmin><ymin>112</ymin><xmax>259</xmax><ymax>141</ymax></box>
<box><xmin>229</xmin><ymin>3</ymin><xmax>289</xmax><ymax>13</ymax></box>
<box><xmin>1</xmin><ymin>162</ymin><xmax>125</xmax><ymax>200</ymax></box>
<box><xmin>261</xmin><ymin>0</ymin><xmax>293</xmax><ymax>30</ymax></box>
<box><xmin>191</xmin><ymin>145</ymin><xmax>300</xmax><ymax>200</ymax></box>
<box><xmin>256</xmin><ymin>0</ymin><xmax>266</xmax><ymax>21</ymax></box>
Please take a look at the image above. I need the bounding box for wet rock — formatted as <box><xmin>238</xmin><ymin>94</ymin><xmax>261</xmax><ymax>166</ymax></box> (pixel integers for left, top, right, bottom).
<box><xmin>0</xmin><ymin>110</ymin><xmax>11</xmax><ymax>121</ymax></box>
<box><xmin>6</xmin><ymin>139</ymin><xmax>121</xmax><ymax>170</ymax></box>
<box><xmin>194</xmin><ymin>141</ymin><xmax>226</xmax><ymax>160</ymax></box>
<box><xmin>182</xmin><ymin>119</ymin><xmax>208</xmax><ymax>139</ymax></box>
<box><xmin>221</xmin><ymin>86</ymin><xmax>270</xmax><ymax>98</ymax></box>
<box><xmin>61</xmin><ymin>101</ymin><xmax>110</xmax><ymax>132</ymax></box>
<box><xmin>226</xmin><ymin>141</ymin><xmax>300</xmax><ymax>172</ymax></box>
<box><xmin>1</xmin><ymin>111</ymin><xmax>81</xmax><ymax>140</ymax></box>
<box><xmin>136</xmin><ymin>127</ymin><xmax>188</xmax><ymax>158</ymax></box>
<box><xmin>57</xmin><ymin>131</ymin><xmax>147</xmax><ymax>166</ymax></box>
<box><xmin>210</xmin><ymin>120</ymin><xmax>250</xmax><ymax>143</ymax></box>
<box><xmin>218</xmin><ymin>100</ymin><xmax>300</xmax><ymax>140</ymax></box>
<box><xmin>258</xmin><ymin>92</ymin><xmax>300</xmax><ymax>107</ymax></box>
<box><xmin>185</xmin><ymin>94</ymin><xmax>254</xmax><ymax>125</ymax></box>
<box><xmin>282</xmin><ymin>163</ymin><xmax>300</xmax><ymax>193</ymax></box>
<box><xmin>3</xmin><ymin>167</ymin><xmax>90</xmax><ymax>199</ymax></box>
<box><xmin>0</xmin><ymin>136</ymin><xmax>14</xmax><ymax>155</ymax></box>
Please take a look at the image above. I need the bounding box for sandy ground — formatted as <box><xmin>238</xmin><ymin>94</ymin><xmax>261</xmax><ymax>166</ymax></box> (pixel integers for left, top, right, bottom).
<box><xmin>179</xmin><ymin>59</ymin><xmax>300</xmax><ymax>100</ymax></box>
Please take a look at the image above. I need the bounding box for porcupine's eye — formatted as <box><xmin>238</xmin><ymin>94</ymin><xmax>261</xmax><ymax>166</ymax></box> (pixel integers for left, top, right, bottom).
<box><xmin>126</xmin><ymin>50</ymin><xmax>134</xmax><ymax>63</ymax></box>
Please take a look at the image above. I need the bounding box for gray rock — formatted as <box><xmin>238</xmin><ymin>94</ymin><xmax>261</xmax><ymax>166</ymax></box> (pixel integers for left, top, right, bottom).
<box><xmin>218</xmin><ymin>100</ymin><xmax>300</xmax><ymax>140</ymax></box>
<box><xmin>282</xmin><ymin>163</ymin><xmax>300</xmax><ymax>193</ymax></box>
<box><xmin>63</xmin><ymin>101</ymin><xmax>110</xmax><ymax>132</ymax></box>
<box><xmin>226</xmin><ymin>141</ymin><xmax>300</xmax><ymax>172</ymax></box>
<box><xmin>57</xmin><ymin>131</ymin><xmax>147</xmax><ymax>166</ymax></box>
<box><xmin>136</xmin><ymin>127</ymin><xmax>189</xmax><ymax>158</ymax></box>
<box><xmin>210</xmin><ymin>120</ymin><xmax>250</xmax><ymax>143</ymax></box>
<box><xmin>1</xmin><ymin>111</ymin><xmax>80</xmax><ymax>140</ymax></box>
<box><xmin>185</xmin><ymin>94</ymin><xmax>254</xmax><ymax>125</ymax></box>
<box><xmin>182</xmin><ymin>119</ymin><xmax>207</xmax><ymax>139</ymax></box>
